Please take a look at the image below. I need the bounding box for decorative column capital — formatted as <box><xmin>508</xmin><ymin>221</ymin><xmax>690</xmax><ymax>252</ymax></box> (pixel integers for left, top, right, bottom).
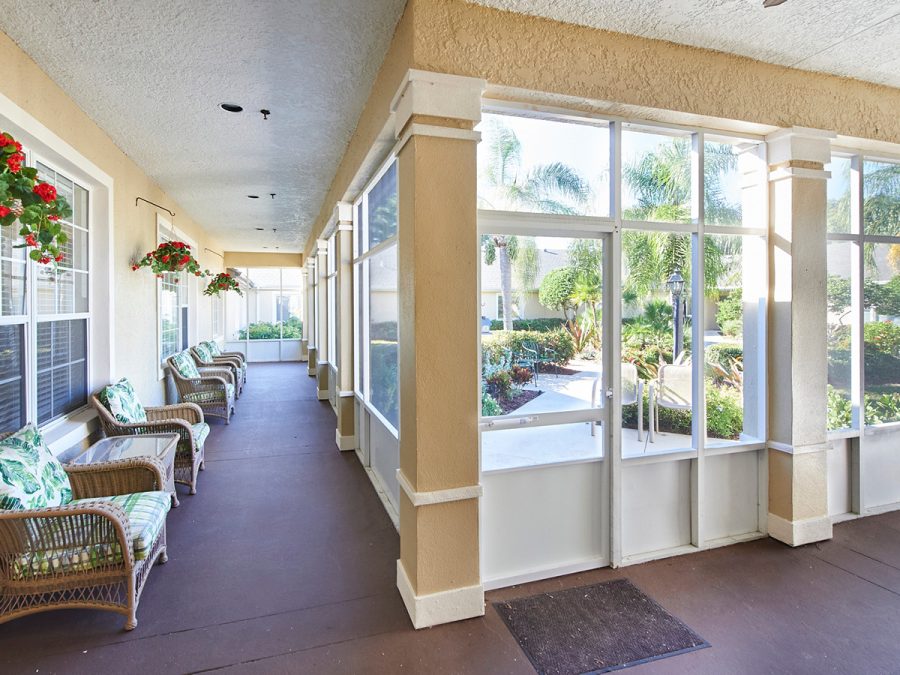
<box><xmin>316</xmin><ymin>239</ymin><xmax>328</xmax><ymax>255</ymax></box>
<box><xmin>766</xmin><ymin>127</ymin><xmax>836</xmax><ymax>181</ymax></box>
<box><xmin>390</xmin><ymin>69</ymin><xmax>486</xmax><ymax>151</ymax></box>
<box><xmin>334</xmin><ymin>201</ymin><xmax>354</xmax><ymax>225</ymax></box>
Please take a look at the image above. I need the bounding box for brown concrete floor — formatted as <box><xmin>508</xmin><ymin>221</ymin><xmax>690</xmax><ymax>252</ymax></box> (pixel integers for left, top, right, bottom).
<box><xmin>2</xmin><ymin>362</ymin><xmax>900</xmax><ymax>673</ymax></box>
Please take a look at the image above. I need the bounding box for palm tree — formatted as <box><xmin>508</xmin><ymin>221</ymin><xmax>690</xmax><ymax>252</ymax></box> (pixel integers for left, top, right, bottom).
<box><xmin>481</xmin><ymin>119</ymin><xmax>590</xmax><ymax>329</ymax></box>
<box><xmin>621</xmin><ymin>139</ymin><xmax>736</xmax><ymax>298</ymax></box>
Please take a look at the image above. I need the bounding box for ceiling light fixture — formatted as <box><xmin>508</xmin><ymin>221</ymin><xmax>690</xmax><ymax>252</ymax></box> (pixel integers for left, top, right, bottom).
<box><xmin>269</xmin><ymin>193</ymin><xmax>276</xmax><ymax>199</ymax></box>
<box><xmin>762</xmin><ymin>0</ymin><xmax>787</xmax><ymax>6</ymax></box>
<box><xmin>260</xmin><ymin>109</ymin><xmax>271</xmax><ymax>120</ymax></box>
<box><xmin>220</xmin><ymin>103</ymin><xmax>243</xmax><ymax>113</ymax></box>
<box><xmin>255</xmin><ymin>227</ymin><xmax>264</xmax><ymax>231</ymax></box>
<box><xmin>247</xmin><ymin>195</ymin><xmax>259</xmax><ymax>199</ymax></box>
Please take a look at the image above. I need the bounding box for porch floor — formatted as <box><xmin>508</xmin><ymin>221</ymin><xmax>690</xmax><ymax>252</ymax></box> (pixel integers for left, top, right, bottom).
<box><xmin>1</xmin><ymin>362</ymin><xmax>899</xmax><ymax>673</ymax></box>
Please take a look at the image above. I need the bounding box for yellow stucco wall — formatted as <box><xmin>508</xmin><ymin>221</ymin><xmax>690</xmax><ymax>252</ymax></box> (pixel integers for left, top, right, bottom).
<box><xmin>0</xmin><ymin>30</ymin><xmax>225</xmax><ymax>405</ymax></box>
<box><xmin>223</xmin><ymin>251</ymin><xmax>303</xmax><ymax>268</ymax></box>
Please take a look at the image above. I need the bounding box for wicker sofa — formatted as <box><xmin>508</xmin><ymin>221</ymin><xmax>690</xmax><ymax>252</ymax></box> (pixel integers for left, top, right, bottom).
<box><xmin>167</xmin><ymin>350</ymin><xmax>236</xmax><ymax>424</ymax></box>
<box><xmin>0</xmin><ymin>426</ymin><xmax>170</xmax><ymax>631</ymax></box>
<box><xmin>92</xmin><ymin>378</ymin><xmax>208</xmax><ymax>496</ymax></box>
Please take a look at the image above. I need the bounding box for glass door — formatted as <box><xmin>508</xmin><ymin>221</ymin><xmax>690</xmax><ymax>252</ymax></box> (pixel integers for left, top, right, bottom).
<box><xmin>479</xmin><ymin>232</ymin><xmax>611</xmax><ymax>588</ymax></box>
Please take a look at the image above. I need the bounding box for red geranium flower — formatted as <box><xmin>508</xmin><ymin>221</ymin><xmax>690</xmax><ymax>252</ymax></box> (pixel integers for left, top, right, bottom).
<box><xmin>0</xmin><ymin>205</ymin><xmax>9</xmax><ymax>218</ymax></box>
<box><xmin>55</xmin><ymin>254</ymin><xmax>64</xmax><ymax>262</ymax></box>
<box><xmin>7</xmin><ymin>155</ymin><xmax>22</xmax><ymax>173</ymax></box>
<box><xmin>47</xmin><ymin>215</ymin><xmax>59</xmax><ymax>221</ymax></box>
<box><xmin>24</xmin><ymin>233</ymin><xmax>37</xmax><ymax>247</ymax></box>
<box><xmin>33</xmin><ymin>182</ymin><xmax>57</xmax><ymax>203</ymax></box>
<box><xmin>180</xmin><ymin>254</ymin><xmax>190</xmax><ymax>264</ymax></box>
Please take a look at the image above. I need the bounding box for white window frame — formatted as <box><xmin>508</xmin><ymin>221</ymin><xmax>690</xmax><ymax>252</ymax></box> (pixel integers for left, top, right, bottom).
<box><xmin>156</xmin><ymin>215</ymin><xmax>196</xmax><ymax>378</ymax></box>
<box><xmin>352</xmin><ymin>156</ymin><xmax>399</xmax><ymax>437</ymax></box>
<box><xmin>826</xmin><ymin>148</ymin><xmax>900</xmax><ymax>438</ymax></box>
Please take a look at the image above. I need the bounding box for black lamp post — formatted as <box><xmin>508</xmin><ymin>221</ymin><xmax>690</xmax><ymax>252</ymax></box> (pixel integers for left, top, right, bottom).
<box><xmin>666</xmin><ymin>270</ymin><xmax>685</xmax><ymax>358</ymax></box>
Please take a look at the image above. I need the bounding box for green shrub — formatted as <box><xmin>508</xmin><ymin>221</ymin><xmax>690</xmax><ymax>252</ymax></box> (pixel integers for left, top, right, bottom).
<box><xmin>621</xmin><ymin>380</ymin><xmax>743</xmax><ymax>439</ymax></box>
<box><xmin>827</xmin><ymin>385</ymin><xmax>852</xmax><ymax>430</ymax></box>
<box><xmin>484</xmin><ymin>329</ymin><xmax>576</xmax><ymax>367</ymax></box>
<box><xmin>865</xmin><ymin>391</ymin><xmax>900</xmax><ymax>425</ymax></box>
<box><xmin>538</xmin><ymin>267</ymin><xmax>578</xmax><ymax>316</ymax></box>
<box><xmin>716</xmin><ymin>290</ymin><xmax>742</xmax><ymax>326</ymax></box>
<box><xmin>238</xmin><ymin>317</ymin><xmax>303</xmax><ymax>340</ymax></box>
<box><xmin>510</xmin><ymin>365</ymin><xmax>533</xmax><ymax>385</ymax></box>
<box><xmin>481</xmin><ymin>391</ymin><xmax>502</xmax><ymax>417</ymax></box>
<box><xmin>706</xmin><ymin>343</ymin><xmax>743</xmax><ymax>368</ymax></box>
<box><xmin>489</xmin><ymin>318</ymin><xmax>566</xmax><ymax>332</ymax></box>
<box><xmin>485</xmin><ymin>370</ymin><xmax>512</xmax><ymax>400</ymax></box>
<box><xmin>720</xmin><ymin>319</ymin><xmax>743</xmax><ymax>337</ymax></box>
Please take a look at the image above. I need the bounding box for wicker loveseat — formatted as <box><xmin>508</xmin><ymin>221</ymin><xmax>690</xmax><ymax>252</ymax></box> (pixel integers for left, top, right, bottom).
<box><xmin>167</xmin><ymin>350</ymin><xmax>236</xmax><ymax>424</ymax></box>
<box><xmin>191</xmin><ymin>343</ymin><xmax>243</xmax><ymax>398</ymax></box>
<box><xmin>0</xmin><ymin>425</ymin><xmax>170</xmax><ymax>631</ymax></box>
<box><xmin>92</xmin><ymin>378</ymin><xmax>208</xmax><ymax>496</ymax></box>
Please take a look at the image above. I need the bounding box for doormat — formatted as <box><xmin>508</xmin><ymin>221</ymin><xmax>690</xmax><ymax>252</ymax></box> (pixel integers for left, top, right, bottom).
<box><xmin>493</xmin><ymin>578</ymin><xmax>709</xmax><ymax>674</ymax></box>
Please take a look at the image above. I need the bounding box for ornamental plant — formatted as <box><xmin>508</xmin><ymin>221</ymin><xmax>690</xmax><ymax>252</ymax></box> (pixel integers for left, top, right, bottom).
<box><xmin>0</xmin><ymin>131</ymin><xmax>72</xmax><ymax>264</ymax></box>
<box><xmin>132</xmin><ymin>241</ymin><xmax>207</xmax><ymax>278</ymax></box>
<box><xmin>204</xmin><ymin>272</ymin><xmax>242</xmax><ymax>297</ymax></box>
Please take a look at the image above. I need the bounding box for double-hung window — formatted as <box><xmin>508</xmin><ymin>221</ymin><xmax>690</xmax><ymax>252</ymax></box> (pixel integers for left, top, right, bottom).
<box><xmin>0</xmin><ymin>157</ymin><xmax>90</xmax><ymax>431</ymax></box>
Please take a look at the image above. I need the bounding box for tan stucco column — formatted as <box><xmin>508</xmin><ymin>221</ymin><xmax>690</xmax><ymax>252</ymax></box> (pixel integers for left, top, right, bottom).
<box><xmin>393</xmin><ymin>70</ymin><xmax>486</xmax><ymax>628</ymax></box>
<box><xmin>299</xmin><ymin>267</ymin><xmax>309</xmax><ymax>362</ymax></box>
<box><xmin>306</xmin><ymin>258</ymin><xmax>317</xmax><ymax>377</ymax></box>
<box><xmin>766</xmin><ymin>127</ymin><xmax>836</xmax><ymax>546</ymax></box>
<box><xmin>315</xmin><ymin>239</ymin><xmax>330</xmax><ymax>399</ymax></box>
<box><xmin>334</xmin><ymin>203</ymin><xmax>356</xmax><ymax>450</ymax></box>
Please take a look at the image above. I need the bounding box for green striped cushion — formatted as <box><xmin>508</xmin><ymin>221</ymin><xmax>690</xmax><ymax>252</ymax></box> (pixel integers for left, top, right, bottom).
<box><xmin>70</xmin><ymin>491</ymin><xmax>170</xmax><ymax>560</ymax></box>
<box><xmin>191</xmin><ymin>422</ymin><xmax>210</xmax><ymax>447</ymax></box>
<box><xmin>11</xmin><ymin>490</ymin><xmax>170</xmax><ymax>578</ymax></box>
<box><xmin>205</xmin><ymin>341</ymin><xmax>222</xmax><ymax>356</ymax></box>
<box><xmin>171</xmin><ymin>350</ymin><xmax>201</xmax><ymax>379</ymax></box>
<box><xmin>183</xmin><ymin>383</ymin><xmax>234</xmax><ymax>404</ymax></box>
<box><xmin>98</xmin><ymin>378</ymin><xmax>148</xmax><ymax>424</ymax></box>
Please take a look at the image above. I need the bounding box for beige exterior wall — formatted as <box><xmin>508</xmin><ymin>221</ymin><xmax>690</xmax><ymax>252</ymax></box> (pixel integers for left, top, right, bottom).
<box><xmin>223</xmin><ymin>251</ymin><xmax>303</xmax><ymax>268</ymax></box>
<box><xmin>0</xmin><ymin>31</ymin><xmax>225</xmax><ymax>407</ymax></box>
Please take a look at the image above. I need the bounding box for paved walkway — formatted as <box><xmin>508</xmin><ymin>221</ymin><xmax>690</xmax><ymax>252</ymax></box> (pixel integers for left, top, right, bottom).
<box><xmin>2</xmin><ymin>362</ymin><xmax>900</xmax><ymax>673</ymax></box>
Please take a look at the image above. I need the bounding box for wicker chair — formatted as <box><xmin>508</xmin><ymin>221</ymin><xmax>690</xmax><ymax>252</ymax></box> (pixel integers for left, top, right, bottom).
<box><xmin>0</xmin><ymin>432</ymin><xmax>169</xmax><ymax>631</ymax></box>
<box><xmin>203</xmin><ymin>340</ymin><xmax>246</xmax><ymax>369</ymax></box>
<box><xmin>92</xmin><ymin>394</ymin><xmax>207</xmax><ymax>496</ymax></box>
<box><xmin>167</xmin><ymin>350</ymin><xmax>236</xmax><ymax>424</ymax></box>
<box><xmin>191</xmin><ymin>344</ymin><xmax>243</xmax><ymax>397</ymax></box>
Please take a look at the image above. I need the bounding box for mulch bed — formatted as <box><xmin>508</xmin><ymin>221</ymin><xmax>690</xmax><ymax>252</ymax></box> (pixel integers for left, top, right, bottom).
<box><xmin>499</xmin><ymin>389</ymin><xmax>542</xmax><ymax>414</ymax></box>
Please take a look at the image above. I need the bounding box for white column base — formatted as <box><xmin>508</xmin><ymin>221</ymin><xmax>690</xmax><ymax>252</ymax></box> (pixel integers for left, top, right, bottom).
<box><xmin>335</xmin><ymin>429</ymin><xmax>356</xmax><ymax>452</ymax></box>
<box><xmin>768</xmin><ymin>512</ymin><xmax>832</xmax><ymax>547</ymax></box>
<box><xmin>397</xmin><ymin>560</ymin><xmax>484</xmax><ymax>629</ymax></box>
<box><xmin>317</xmin><ymin>390</ymin><xmax>329</xmax><ymax>401</ymax></box>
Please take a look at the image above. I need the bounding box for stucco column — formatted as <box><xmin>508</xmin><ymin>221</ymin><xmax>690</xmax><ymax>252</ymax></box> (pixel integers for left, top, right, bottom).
<box><xmin>299</xmin><ymin>267</ymin><xmax>309</xmax><ymax>362</ymax></box>
<box><xmin>392</xmin><ymin>70</ymin><xmax>486</xmax><ymax>628</ymax></box>
<box><xmin>334</xmin><ymin>203</ymin><xmax>356</xmax><ymax>450</ymax></box>
<box><xmin>766</xmin><ymin>127</ymin><xmax>836</xmax><ymax>546</ymax></box>
<box><xmin>315</xmin><ymin>239</ymin><xmax>330</xmax><ymax>399</ymax></box>
<box><xmin>306</xmin><ymin>258</ymin><xmax>317</xmax><ymax>377</ymax></box>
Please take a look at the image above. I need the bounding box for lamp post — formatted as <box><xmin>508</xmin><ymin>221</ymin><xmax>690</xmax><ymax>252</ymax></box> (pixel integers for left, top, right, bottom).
<box><xmin>666</xmin><ymin>270</ymin><xmax>685</xmax><ymax>359</ymax></box>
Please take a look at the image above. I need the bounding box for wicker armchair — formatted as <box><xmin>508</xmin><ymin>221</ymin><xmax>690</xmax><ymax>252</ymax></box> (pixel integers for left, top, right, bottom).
<box><xmin>167</xmin><ymin>350</ymin><xmax>236</xmax><ymax>424</ymax></box>
<box><xmin>203</xmin><ymin>340</ymin><xmax>246</xmax><ymax>368</ymax></box>
<box><xmin>0</xmin><ymin>432</ymin><xmax>169</xmax><ymax>631</ymax></box>
<box><xmin>92</xmin><ymin>394</ymin><xmax>207</xmax><ymax>495</ymax></box>
<box><xmin>191</xmin><ymin>344</ymin><xmax>243</xmax><ymax>397</ymax></box>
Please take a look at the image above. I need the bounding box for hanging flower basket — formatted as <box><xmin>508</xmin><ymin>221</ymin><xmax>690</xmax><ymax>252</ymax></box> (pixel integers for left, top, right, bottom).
<box><xmin>132</xmin><ymin>241</ymin><xmax>208</xmax><ymax>278</ymax></box>
<box><xmin>0</xmin><ymin>131</ymin><xmax>72</xmax><ymax>265</ymax></box>
<box><xmin>203</xmin><ymin>272</ymin><xmax>242</xmax><ymax>297</ymax></box>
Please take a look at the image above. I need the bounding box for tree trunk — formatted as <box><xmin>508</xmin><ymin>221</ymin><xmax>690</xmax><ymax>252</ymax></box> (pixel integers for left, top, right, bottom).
<box><xmin>498</xmin><ymin>241</ymin><xmax>514</xmax><ymax>331</ymax></box>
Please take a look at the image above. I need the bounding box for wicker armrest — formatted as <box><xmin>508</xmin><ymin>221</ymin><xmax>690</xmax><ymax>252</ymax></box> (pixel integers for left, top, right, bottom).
<box><xmin>0</xmin><ymin>501</ymin><xmax>135</xmax><ymax>574</ymax></box>
<box><xmin>211</xmin><ymin>356</ymin><xmax>242</xmax><ymax>371</ymax></box>
<box><xmin>197</xmin><ymin>367</ymin><xmax>234</xmax><ymax>387</ymax></box>
<box><xmin>145</xmin><ymin>402</ymin><xmax>204</xmax><ymax>425</ymax></box>
<box><xmin>65</xmin><ymin>457</ymin><xmax>166</xmax><ymax>499</ymax></box>
<box><xmin>219</xmin><ymin>350</ymin><xmax>246</xmax><ymax>363</ymax></box>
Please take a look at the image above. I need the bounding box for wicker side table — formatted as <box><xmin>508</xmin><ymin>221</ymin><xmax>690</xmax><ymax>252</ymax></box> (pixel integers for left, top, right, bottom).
<box><xmin>61</xmin><ymin>434</ymin><xmax>180</xmax><ymax>507</ymax></box>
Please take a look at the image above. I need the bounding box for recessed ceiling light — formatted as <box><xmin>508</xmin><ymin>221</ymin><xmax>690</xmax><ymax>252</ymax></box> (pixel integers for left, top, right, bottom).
<box><xmin>220</xmin><ymin>103</ymin><xmax>243</xmax><ymax>113</ymax></box>
<box><xmin>255</xmin><ymin>227</ymin><xmax>264</xmax><ymax>231</ymax></box>
<box><xmin>247</xmin><ymin>195</ymin><xmax>259</xmax><ymax>199</ymax></box>
<box><xmin>262</xmin><ymin>246</ymin><xmax>268</xmax><ymax>249</ymax></box>
<box><xmin>762</xmin><ymin>0</ymin><xmax>787</xmax><ymax>6</ymax></box>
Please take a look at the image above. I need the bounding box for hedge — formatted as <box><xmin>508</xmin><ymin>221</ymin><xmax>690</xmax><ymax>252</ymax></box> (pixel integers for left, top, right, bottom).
<box><xmin>621</xmin><ymin>380</ymin><xmax>743</xmax><ymax>439</ymax></box>
<box><xmin>483</xmin><ymin>329</ymin><xmax>576</xmax><ymax>367</ymax></box>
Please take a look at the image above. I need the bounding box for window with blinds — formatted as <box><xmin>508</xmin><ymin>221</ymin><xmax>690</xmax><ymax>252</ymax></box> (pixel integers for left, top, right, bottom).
<box><xmin>0</xmin><ymin>157</ymin><xmax>90</xmax><ymax>433</ymax></box>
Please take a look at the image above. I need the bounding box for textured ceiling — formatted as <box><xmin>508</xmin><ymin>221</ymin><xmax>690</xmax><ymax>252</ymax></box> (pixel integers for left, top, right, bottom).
<box><xmin>471</xmin><ymin>0</ymin><xmax>900</xmax><ymax>88</ymax></box>
<box><xmin>0</xmin><ymin>0</ymin><xmax>407</xmax><ymax>252</ymax></box>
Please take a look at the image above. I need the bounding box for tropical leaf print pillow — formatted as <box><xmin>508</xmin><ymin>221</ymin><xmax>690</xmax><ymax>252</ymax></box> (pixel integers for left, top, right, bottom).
<box><xmin>99</xmin><ymin>378</ymin><xmax>148</xmax><ymax>425</ymax></box>
<box><xmin>0</xmin><ymin>425</ymin><xmax>72</xmax><ymax>510</ymax></box>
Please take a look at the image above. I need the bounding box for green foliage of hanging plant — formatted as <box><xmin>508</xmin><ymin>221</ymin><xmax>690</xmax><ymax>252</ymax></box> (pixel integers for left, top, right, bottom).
<box><xmin>131</xmin><ymin>241</ymin><xmax>208</xmax><ymax>278</ymax></box>
<box><xmin>0</xmin><ymin>131</ymin><xmax>72</xmax><ymax>264</ymax></box>
<box><xmin>204</xmin><ymin>272</ymin><xmax>242</xmax><ymax>296</ymax></box>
